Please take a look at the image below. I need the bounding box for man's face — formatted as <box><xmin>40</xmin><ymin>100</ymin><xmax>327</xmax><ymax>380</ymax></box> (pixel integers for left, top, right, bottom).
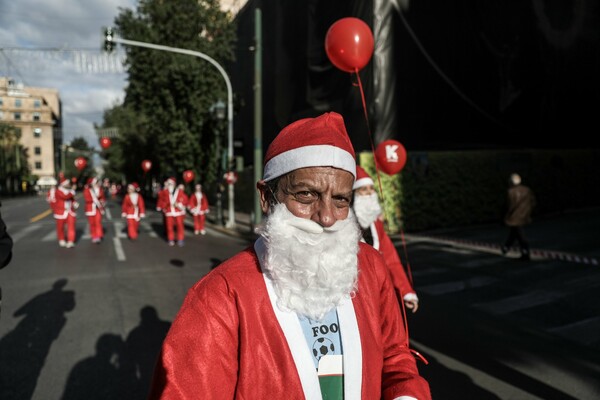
<box><xmin>259</xmin><ymin>166</ymin><xmax>354</xmax><ymax>228</ymax></box>
<box><xmin>354</xmin><ymin>184</ymin><xmax>375</xmax><ymax>197</ymax></box>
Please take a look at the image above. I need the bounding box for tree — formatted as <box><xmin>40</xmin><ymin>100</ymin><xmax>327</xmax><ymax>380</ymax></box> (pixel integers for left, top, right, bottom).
<box><xmin>63</xmin><ymin>136</ymin><xmax>94</xmax><ymax>184</ymax></box>
<box><xmin>101</xmin><ymin>0</ymin><xmax>236</xmax><ymax>186</ymax></box>
<box><xmin>0</xmin><ymin>123</ymin><xmax>30</xmax><ymax>195</ymax></box>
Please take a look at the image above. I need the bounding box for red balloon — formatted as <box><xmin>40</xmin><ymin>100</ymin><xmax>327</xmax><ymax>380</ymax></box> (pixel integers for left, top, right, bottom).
<box><xmin>141</xmin><ymin>160</ymin><xmax>152</xmax><ymax>172</ymax></box>
<box><xmin>182</xmin><ymin>170</ymin><xmax>195</xmax><ymax>183</ymax></box>
<box><xmin>325</xmin><ymin>17</ymin><xmax>374</xmax><ymax>73</ymax></box>
<box><xmin>374</xmin><ymin>140</ymin><xmax>407</xmax><ymax>175</ymax></box>
<box><xmin>99</xmin><ymin>137</ymin><xmax>112</xmax><ymax>149</ymax></box>
<box><xmin>74</xmin><ymin>157</ymin><xmax>87</xmax><ymax>171</ymax></box>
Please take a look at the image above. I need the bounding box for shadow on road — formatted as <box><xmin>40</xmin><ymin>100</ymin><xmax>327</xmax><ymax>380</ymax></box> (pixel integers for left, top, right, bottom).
<box><xmin>0</xmin><ymin>278</ymin><xmax>75</xmax><ymax>400</ymax></box>
<box><xmin>61</xmin><ymin>305</ymin><xmax>171</xmax><ymax>400</ymax></box>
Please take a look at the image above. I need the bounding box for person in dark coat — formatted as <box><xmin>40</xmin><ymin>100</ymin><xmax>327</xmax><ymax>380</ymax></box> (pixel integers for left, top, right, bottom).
<box><xmin>501</xmin><ymin>173</ymin><xmax>536</xmax><ymax>260</ymax></box>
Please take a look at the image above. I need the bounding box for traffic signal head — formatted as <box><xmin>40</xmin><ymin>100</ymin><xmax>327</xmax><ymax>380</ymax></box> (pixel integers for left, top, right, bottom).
<box><xmin>103</xmin><ymin>27</ymin><xmax>115</xmax><ymax>53</ymax></box>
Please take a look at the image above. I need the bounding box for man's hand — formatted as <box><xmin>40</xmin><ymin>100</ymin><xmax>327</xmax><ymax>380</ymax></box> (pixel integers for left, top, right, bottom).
<box><xmin>404</xmin><ymin>299</ymin><xmax>419</xmax><ymax>313</ymax></box>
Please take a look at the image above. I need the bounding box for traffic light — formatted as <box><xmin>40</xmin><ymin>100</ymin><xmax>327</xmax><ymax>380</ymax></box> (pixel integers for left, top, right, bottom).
<box><xmin>103</xmin><ymin>27</ymin><xmax>115</xmax><ymax>53</ymax></box>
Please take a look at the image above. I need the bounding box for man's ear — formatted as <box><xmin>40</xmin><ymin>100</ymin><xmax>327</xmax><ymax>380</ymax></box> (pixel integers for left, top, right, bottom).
<box><xmin>256</xmin><ymin>180</ymin><xmax>271</xmax><ymax>214</ymax></box>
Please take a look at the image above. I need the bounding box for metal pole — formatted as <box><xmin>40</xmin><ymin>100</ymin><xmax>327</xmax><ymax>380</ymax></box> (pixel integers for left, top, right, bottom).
<box><xmin>110</xmin><ymin>36</ymin><xmax>236</xmax><ymax>228</ymax></box>
<box><xmin>253</xmin><ymin>8</ymin><xmax>263</xmax><ymax>226</ymax></box>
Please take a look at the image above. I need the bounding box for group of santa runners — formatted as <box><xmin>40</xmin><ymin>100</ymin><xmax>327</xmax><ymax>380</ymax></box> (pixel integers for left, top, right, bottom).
<box><xmin>46</xmin><ymin>176</ymin><xmax>209</xmax><ymax>248</ymax></box>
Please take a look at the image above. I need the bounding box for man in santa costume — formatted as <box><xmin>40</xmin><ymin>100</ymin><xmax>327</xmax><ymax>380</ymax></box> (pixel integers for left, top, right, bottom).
<box><xmin>83</xmin><ymin>177</ymin><xmax>106</xmax><ymax>244</ymax></box>
<box><xmin>188</xmin><ymin>183</ymin><xmax>209</xmax><ymax>235</ymax></box>
<box><xmin>53</xmin><ymin>177</ymin><xmax>78</xmax><ymax>248</ymax></box>
<box><xmin>121</xmin><ymin>182</ymin><xmax>146</xmax><ymax>240</ymax></box>
<box><xmin>148</xmin><ymin>112</ymin><xmax>431</xmax><ymax>400</ymax></box>
<box><xmin>352</xmin><ymin>165</ymin><xmax>419</xmax><ymax>313</ymax></box>
<box><xmin>156</xmin><ymin>178</ymin><xmax>187</xmax><ymax>247</ymax></box>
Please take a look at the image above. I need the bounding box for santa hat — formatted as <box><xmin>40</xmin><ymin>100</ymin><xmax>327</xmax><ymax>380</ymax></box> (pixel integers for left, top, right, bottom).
<box><xmin>262</xmin><ymin>112</ymin><xmax>356</xmax><ymax>182</ymax></box>
<box><xmin>128</xmin><ymin>182</ymin><xmax>140</xmax><ymax>191</ymax></box>
<box><xmin>59</xmin><ymin>177</ymin><xmax>70</xmax><ymax>187</ymax></box>
<box><xmin>87</xmin><ymin>177</ymin><xmax>98</xmax><ymax>186</ymax></box>
<box><xmin>353</xmin><ymin>165</ymin><xmax>374</xmax><ymax>190</ymax></box>
<box><xmin>164</xmin><ymin>177</ymin><xmax>176</xmax><ymax>185</ymax></box>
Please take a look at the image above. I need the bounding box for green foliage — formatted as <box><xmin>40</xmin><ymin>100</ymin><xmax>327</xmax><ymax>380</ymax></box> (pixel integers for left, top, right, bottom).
<box><xmin>100</xmin><ymin>0</ymin><xmax>236</xmax><ymax>185</ymax></box>
<box><xmin>0</xmin><ymin>122</ymin><xmax>30</xmax><ymax>179</ymax></box>
<box><xmin>63</xmin><ymin>136</ymin><xmax>94</xmax><ymax>181</ymax></box>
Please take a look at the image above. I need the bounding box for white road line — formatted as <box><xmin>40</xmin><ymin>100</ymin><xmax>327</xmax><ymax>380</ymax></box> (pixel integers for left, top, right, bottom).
<box><xmin>42</xmin><ymin>229</ymin><xmax>56</xmax><ymax>242</ymax></box>
<box><xmin>141</xmin><ymin>220</ymin><xmax>158</xmax><ymax>238</ymax></box>
<box><xmin>112</xmin><ymin>221</ymin><xmax>126</xmax><ymax>261</ymax></box>
<box><xmin>473</xmin><ymin>290</ymin><xmax>565</xmax><ymax>315</ymax></box>
<box><xmin>105</xmin><ymin>207</ymin><xmax>113</xmax><ymax>220</ymax></box>
<box><xmin>548</xmin><ymin>316</ymin><xmax>600</xmax><ymax>346</ymax></box>
<box><xmin>113</xmin><ymin>221</ymin><xmax>128</xmax><ymax>239</ymax></box>
<box><xmin>11</xmin><ymin>225</ymin><xmax>42</xmax><ymax>244</ymax></box>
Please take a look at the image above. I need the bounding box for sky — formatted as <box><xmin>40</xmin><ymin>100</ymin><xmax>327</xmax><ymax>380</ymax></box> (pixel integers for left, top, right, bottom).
<box><xmin>0</xmin><ymin>0</ymin><xmax>137</xmax><ymax>148</ymax></box>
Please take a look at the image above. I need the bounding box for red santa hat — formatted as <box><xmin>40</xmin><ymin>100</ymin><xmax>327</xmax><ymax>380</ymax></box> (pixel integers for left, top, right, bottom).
<box><xmin>59</xmin><ymin>177</ymin><xmax>70</xmax><ymax>187</ymax></box>
<box><xmin>87</xmin><ymin>177</ymin><xmax>98</xmax><ymax>186</ymax></box>
<box><xmin>353</xmin><ymin>165</ymin><xmax>374</xmax><ymax>190</ymax></box>
<box><xmin>262</xmin><ymin>112</ymin><xmax>356</xmax><ymax>182</ymax></box>
<box><xmin>164</xmin><ymin>177</ymin><xmax>176</xmax><ymax>185</ymax></box>
<box><xmin>128</xmin><ymin>182</ymin><xmax>140</xmax><ymax>191</ymax></box>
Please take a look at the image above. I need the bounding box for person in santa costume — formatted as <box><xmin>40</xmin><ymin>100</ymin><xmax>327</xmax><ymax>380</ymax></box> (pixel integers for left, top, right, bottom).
<box><xmin>156</xmin><ymin>178</ymin><xmax>187</xmax><ymax>247</ymax></box>
<box><xmin>53</xmin><ymin>177</ymin><xmax>79</xmax><ymax>248</ymax></box>
<box><xmin>46</xmin><ymin>184</ymin><xmax>57</xmax><ymax>213</ymax></box>
<box><xmin>352</xmin><ymin>165</ymin><xmax>419</xmax><ymax>313</ymax></box>
<box><xmin>148</xmin><ymin>112</ymin><xmax>431</xmax><ymax>400</ymax></box>
<box><xmin>83</xmin><ymin>177</ymin><xmax>106</xmax><ymax>244</ymax></box>
<box><xmin>188</xmin><ymin>183</ymin><xmax>209</xmax><ymax>235</ymax></box>
<box><xmin>121</xmin><ymin>182</ymin><xmax>146</xmax><ymax>240</ymax></box>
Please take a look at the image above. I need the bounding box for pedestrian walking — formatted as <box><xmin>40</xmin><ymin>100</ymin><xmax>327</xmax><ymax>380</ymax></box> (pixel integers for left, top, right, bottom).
<box><xmin>53</xmin><ymin>177</ymin><xmax>78</xmax><ymax>248</ymax></box>
<box><xmin>83</xmin><ymin>177</ymin><xmax>105</xmax><ymax>244</ymax></box>
<box><xmin>352</xmin><ymin>165</ymin><xmax>419</xmax><ymax>313</ymax></box>
<box><xmin>188</xmin><ymin>183</ymin><xmax>209</xmax><ymax>235</ymax></box>
<box><xmin>121</xmin><ymin>182</ymin><xmax>146</xmax><ymax>240</ymax></box>
<box><xmin>156</xmin><ymin>178</ymin><xmax>187</xmax><ymax>247</ymax></box>
<box><xmin>148</xmin><ymin>112</ymin><xmax>431</xmax><ymax>399</ymax></box>
<box><xmin>501</xmin><ymin>173</ymin><xmax>536</xmax><ymax>260</ymax></box>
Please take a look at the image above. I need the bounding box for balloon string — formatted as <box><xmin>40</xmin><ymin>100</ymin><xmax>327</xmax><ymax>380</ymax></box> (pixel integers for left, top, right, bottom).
<box><xmin>353</xmin><ymin>68</ymin><xmax>386</xmax><ymax>212</ymax></box>
<box><xmin>353</xmin><ymin>73</ymin><xmax>415</xmax><ymax>293</ymax></box>
<box><xmin>354</xmin><ymin>68</ymin><xmax>424</xmax><ymax>362</ymax></box>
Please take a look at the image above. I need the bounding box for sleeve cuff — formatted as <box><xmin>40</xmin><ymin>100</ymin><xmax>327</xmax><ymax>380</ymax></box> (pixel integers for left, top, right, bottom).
<box><xmin>403</xmin><ymin>293</ymin><xmax>419</xmax><ymax>303</ymax></box>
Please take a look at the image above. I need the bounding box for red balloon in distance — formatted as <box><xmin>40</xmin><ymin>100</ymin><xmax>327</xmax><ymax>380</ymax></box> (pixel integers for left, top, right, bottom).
<box><xmin>74</xmin><ymin>157</ymin><xmax>87</xmax><ymax>171</ymax></box>
<box><xmin>141</xmin><ymin>160</ymin><xmax>152</xmax><ymax>172</ymax></box>
<box><xmin>100</xmin><ymin>137</ymin><xmax>112</xmax><ymax>149</ymax></box>
<box><xmin>182</xmin><ymin>170</ymin><xmax>195</xmax><ymax>183</ymax></box>
<box><xmin>374</xmin><ymin>140</ymin><xmax>407</xmax><ymax>175</ymax></box>
<box><xmin>325</xmin><ymin>17</ymin><xmax>374</xmax><ymax>73</ymax></box>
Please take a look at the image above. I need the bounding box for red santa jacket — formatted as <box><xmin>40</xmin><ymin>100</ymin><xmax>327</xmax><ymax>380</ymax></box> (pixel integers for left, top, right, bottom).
<box><xmin>121</xmin><ymin>193</ymin><xmax>146</xmax><ymax>221</ymax></box>
<box><xmin>369</xmin><ymin>219</ymin><xmax>416</xmax><ymax>301</ymax></box>
<box><xmin>148</xmin><ymin>241</ymin><xmax>431</xmax><ymax>400</ymax></box>
<box><xmin>53</xmin><ymin>187</ymin><xmax>77</xmax><ymax>219</ymax></box>
<box><xmin>83</xmin><ymin>186</ymin><xmax>105</xmax><ymax>216</ymax></box>
<box><xmin>156</xmin><ymin>188</ymin><xmax>187</xmax><ymax>217</ymax></box>
<box><xmin>188</xmin><ymin>191</ymin><xmax>209</xmax><ymax>215</ymax></box>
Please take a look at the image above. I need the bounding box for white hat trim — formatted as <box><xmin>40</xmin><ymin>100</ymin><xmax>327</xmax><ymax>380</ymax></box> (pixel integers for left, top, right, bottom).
<box><xmin>263</xmin><ymin>144</ymin><xmax>356</xmax><ymax>182</ymax></box>
<box><xmin>352</xmin><ymin>177</ymin><xmax>374</xmax><ymax>190</ymax></box>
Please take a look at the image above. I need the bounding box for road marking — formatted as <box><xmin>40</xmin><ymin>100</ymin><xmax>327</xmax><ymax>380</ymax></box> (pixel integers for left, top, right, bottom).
<box><xmin>113</xmin><ymin>221</ymin><xmax>126</xmax><ymax>261</ymax></box>
<box><xmin>11</xmin><ymin>225</ymin><xmax>42</xmax><ymax>244</ymax></box>
<box><xmin>105</xmin><ymin>207</ymin><xmax>113</xmax><ymax>220</ymax></box>
<box><xmin>42</xmin><ymin>230</ymin><xmax>55</xmax><ymax>242</ymax></box>
<box><xmin>419</xmin><ymin>276</ymin><xmax>498</xmax><ymax>296</ymax></box>
<box><xmin>141</xmin><ymin>221</ymin><xmax>158</xmax><ymax>238</ymax></box>
<box><xmin>30</xmin><ymin>209</ymin><xmax>52</xmax><ymax>223</ymax></box>
<box><xmin>473</xmin><ymin>290</ymin><xmax>565</xmax><ymax>315</ymax></box>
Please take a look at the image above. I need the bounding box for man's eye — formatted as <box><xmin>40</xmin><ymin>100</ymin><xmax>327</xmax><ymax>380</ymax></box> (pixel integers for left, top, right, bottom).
<box><xmin>294</xmin><ymin>191</ymin><xmax>317</xmax><ymax>201</ymax></box>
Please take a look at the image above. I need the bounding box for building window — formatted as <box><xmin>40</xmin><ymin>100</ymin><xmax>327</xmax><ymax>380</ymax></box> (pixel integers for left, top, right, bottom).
<box><xmin>33</xmin><ymin>112</ymin><xmax>41</xmax><ymax>122</ymax></box>
<box><xmin>15</xmin><ymin>99</ymin><xmax>22</xmax><ymax>107</ymax></box>
<box><xmin>34</xmin><ymin>146</ymin><xmax>41</xmax><ymax>155</ymax></box>
<box><xmin>34</xmin><ymin>127</ymin><xmax>42</xmax><ymax>138</ymax></box>
<box><xmin>35</xmin><ymin>161</ymin><xmax>42</xmax><ymax>170</ymax></box>
<box><xmin>34</xmin><ymin>99</ymin><xmax>41</xmax><ymax>108</ymax></box>
<box><xmin>14</xmin><ymin>112</ymin><xmax>21</xmax><ymax>120</ymax></box>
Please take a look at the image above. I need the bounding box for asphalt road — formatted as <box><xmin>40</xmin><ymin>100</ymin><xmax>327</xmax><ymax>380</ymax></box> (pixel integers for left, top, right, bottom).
<box><xmin>0</xmin><ymin>194</ymin><xmax>598</xmax><ymax>399</ymax></box>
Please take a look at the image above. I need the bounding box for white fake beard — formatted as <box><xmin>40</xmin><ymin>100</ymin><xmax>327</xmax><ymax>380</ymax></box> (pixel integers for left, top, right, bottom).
<box><xmin>259</xmin><ymin>203</ymin><xmax>361</xmax><ymax>321</ymax></box>
<box><xmin>352</xmin><ymin>193</ymin><xmax>382</xmax><ymax>229</ymax></box>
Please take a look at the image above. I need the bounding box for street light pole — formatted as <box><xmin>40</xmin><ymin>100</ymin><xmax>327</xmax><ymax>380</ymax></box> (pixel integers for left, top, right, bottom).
<box><xmin>106</xmin><ymin>34</ymin><xmax>236</xmax><ymax>228</ymax></box>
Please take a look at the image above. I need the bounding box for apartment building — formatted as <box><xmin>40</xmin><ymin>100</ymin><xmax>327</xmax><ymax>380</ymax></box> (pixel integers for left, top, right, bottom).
<box><xmin>0</xmin><ymin>77</ymin><xmax>62</xmax><ymax>187</ymax></box>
